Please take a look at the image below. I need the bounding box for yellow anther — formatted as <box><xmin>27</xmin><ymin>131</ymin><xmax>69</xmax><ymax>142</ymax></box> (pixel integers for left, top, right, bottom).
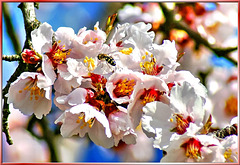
<box><xmin>145</xmin><ymin>52</ymin><xmax>149</xmax><ymax>55</ymax></box>
<box><xmin>20</xmin><ymin>78</ymin><xmax>45</xmax><ymax>101</ymax></box>
<box><xmin>224</xmin><ymin>149</ymin><xmax>233</xmax><ymax>162</ymax></box>
<box><xmin>94</xmin><ymin>27</ymin><xmax>97</xmax><ymax>31</ymax></box>
<box><xmin>170</xmin><ymin>118</ymin><xmax>174</xmax><ymax>122</ymax></box>
<box><xmin>120</xmin><ymin>47</ymin><xmax>133</xmax><ymax>55</ymax></box>
<box><xmin>142</xmin><ymin>55</ymin><xmax>146</xmax><ymax>60</ymax></box>
<box><xmin>113</xmin><ymin>78</ymin><xmax>136</xmax><ymax>97</ymax></box>
<box><xmin>76</xmin><ymin>113</ymin><xmax>95</xmax><ymax>129</ymax></box>
<box><xmin>95</xmin><ymin>38</ymin><xmax>98</xmax><ymax>41</ymax></box>
<box><xmin>58</xmin><ymin>40</ymin><xmax>61</xmax><ymax>43</ymax></box>
<box><xmin>84</xmin><ymin>56</ymin><xmax>96</xmax><ymax>72</ymax></box>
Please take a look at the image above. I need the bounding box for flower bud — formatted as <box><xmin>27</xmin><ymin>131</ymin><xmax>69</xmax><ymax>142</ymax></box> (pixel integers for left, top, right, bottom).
<box><xmin>21</xmin><ymin>49</ymin><xmax>41</xmax><ymax>64</ymax></box>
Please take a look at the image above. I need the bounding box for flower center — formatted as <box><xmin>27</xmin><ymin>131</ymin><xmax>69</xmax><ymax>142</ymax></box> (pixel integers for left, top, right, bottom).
<box><xmin>76</xmin><ymin>112</ymin><xmax>95</xmax><ymax>129</ymax></box>
<box><xmin>170</xmin><ymin>114</ymin><xmax>193</xmax><ymax>135</ymax></box>
<box><xmin>45</xmin><ymin>40</ymin><xmax>71</xmax><ymax>68</ymax></box>
<box><xmin>83</xmin><ymin>36</ymin><xmax>99</xmax><ymax>44</ymax></box>
<box><xmin>84</xmin><ymin>56</ymin><xmax>96</xmax><ymax>72</ymax></box>
<box><xmin>181</xmin><ymin>137</ymin><xmax>203</xmax><ymax>160</ymax></box>
<box><xmin>140</xmin><ymin>55</ymin><xmax>163</xmax><ymax>75</ymax></box>
<box><xmin>224</xmin><ymin>148</ymin><xmax>234</xmax><ymax>162</ymax></box>
<box><xmin>18</xmin><ymin>77</ymin><xmax>45</xmax><ymax>101</ymax></box>
<box><xmin>113</xmin><ymin>78</ymin><xmax>136</xmax><ymax>98</ymax></box>
<box><xmin>140</xmin><ymin>88</ymin><xmax>166</xmax><ymax>105</ymax></box>
<box><xmin>119</xmin><ymin>47</ymin><xmax>133</xmax><ymax>55</ymax></box>
<box><xmin>224</xmin><ymin>95</ymin><xmax>238</xmax><ymax>117</ymax></box>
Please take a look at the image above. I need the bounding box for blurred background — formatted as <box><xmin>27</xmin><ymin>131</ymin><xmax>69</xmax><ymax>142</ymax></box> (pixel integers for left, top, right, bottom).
<box><xmin>2</xmin><ymin>2</ymin><xmax>238</xmax><ymax>163</ymax></box>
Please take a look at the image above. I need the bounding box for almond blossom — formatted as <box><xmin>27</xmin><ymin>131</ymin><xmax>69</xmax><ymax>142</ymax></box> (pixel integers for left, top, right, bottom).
<box><xmin>106</xmin><ymin>69</ymin><xmax>145</xmax><ymax>104</ymax></box>
<box><xmin>55</xmin><ymin>73</ymin><xmax>137</xmax><ymax>148</ymax></box>
<box><xmin>6</xmin><ymin>72</ymin><xmax>52</xmax><ymax>119</ymax></box>
<box><xmin>55</xmin><ymin>103</ymin><xmax>114</xmax><ymax>148</ymax></box>
<box><xmin>220</xmin><ymin>135</ymin><xmax>238</xmax><ymax>163</ymax></box>
<box><xmin>141</xmin><ymin>81</ymin><xmax>207</xmax><ymax>149</ymax></box>
<box><xmin>128</xmin><ymin>74</ymin><xmax>169</xmax><ymax>128</ymax></box>
<box><xmin>160</xmin><ymin>123</ymin><xmax>225</xmax><ymax>162</ymax></box>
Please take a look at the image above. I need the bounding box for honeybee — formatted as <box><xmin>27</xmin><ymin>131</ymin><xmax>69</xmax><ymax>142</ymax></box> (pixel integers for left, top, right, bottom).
<box><xmin>214</xmin><ymin>124</ymin><xmax>238</xmax><ymax>139</ymax></box>
<box><xmin>97</xmin><ymin>53</ymin><xmax>116</xmax><ymax>66</ymax></box>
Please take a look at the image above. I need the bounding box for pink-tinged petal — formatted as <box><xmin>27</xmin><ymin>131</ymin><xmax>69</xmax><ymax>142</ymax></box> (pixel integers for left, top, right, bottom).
<box><xmin>54</xmin><ymin>75</ymin><xmax>79</xmax><ymax>95</ymax></box>
<box><xmin>170</xmin><ymin>81</ymin><xmax>205</xmax><ymax>126</ymax></box>
<box><xmin>108</xmin><ymin>111</ymin><xmax>137</xmax><ymax>146</ymax></box>
<box><xmin>55</xmin><ymin>27</ymin><xmax>75</xmax><ymax>49</ymax></box>
<box><xmin>31</xmin><ymin>22</ymin><xmax>53</xmax><ymax>54</ymax></box>
<box><xmin>71</xmin><ymin>22</ymin><xmax>106</xmax><ymax>59</ymax></box>
<box><xmin>42</xmin><ymin>55</ymin><xmax>56</xmax><ymax>85</ymax></box>
<box><xmin>88</xmin><ymin>121</ymin><xmax>114</xmax><ymax>148</ymax></box>
<box><xmin>54</xmin><ymin>88</ymin><xmax>87</xmax><ymax>111</ymax></box>
<box><xmin>66</xmin><ymin>58</ymin><xmax>88</xmax><ymax>78</ymax></box>
<box><xmin>142</xmin><ymin>101</ymin><xmax>174</xmax><ymax>149</ymax></box>
<box><xmin>55</xmin><ymin>110</ymin><xmax>88</xmax><ymax>138</ymax></box>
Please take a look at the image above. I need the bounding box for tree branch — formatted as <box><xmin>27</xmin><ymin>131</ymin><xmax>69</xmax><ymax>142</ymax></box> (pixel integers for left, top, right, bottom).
<box><xmin>18</xmin><ymin>2</ymin><xmax>41</xmax><ymax>49</ymax></box>
<box><xmin>2</xmin><ymin>2</ymin><xmax>40</xmax><ymax>145</ymax></box>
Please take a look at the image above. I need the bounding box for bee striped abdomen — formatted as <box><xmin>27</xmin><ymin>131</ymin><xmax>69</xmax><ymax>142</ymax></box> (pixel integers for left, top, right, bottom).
<box><xmin>98</xmin><ymin>54</ymin><xmax>116</xmax><ymax>66</ymax></box>
<box><xmin>215</xmin><ymin>124</ymin><xmax>238</xmax><ymax>139</ymax></box>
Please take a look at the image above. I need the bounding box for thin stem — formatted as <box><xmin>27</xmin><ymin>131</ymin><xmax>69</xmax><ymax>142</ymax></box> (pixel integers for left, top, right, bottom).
<box><xmin>2</xmin><ymin>55</ymin><xmax>21</xmax><ymax>62</ymax></box>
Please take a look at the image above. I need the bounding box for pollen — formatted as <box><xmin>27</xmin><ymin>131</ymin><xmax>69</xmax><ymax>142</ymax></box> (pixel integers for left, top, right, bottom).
<box><xmin>181</xmin><ymin>138</ymin><xmax>203</xmax><ymax>160</ymax></box>
<box><xmin>140</xmin><ymin>88</ymin><xmax>165</xmax><ymax>105</ymax></box>
<box><xmin>94</xmin><ymin>27</ymin><xmax>97</xmax><ymax>31</ymax></box>
<box><xmin>119</xmin><ymin>47</ymin><xmax>133</xmax><ymax>55</ymax></box>
<box><xmin>171</xmin><ymin>114</ymin><xmax>193</xmax><ymax>135</ymax></box>
<box><xmin>140</xmin><ymin>57</ymin><xmax>163</xmax><ymax>75</ymax></box>
<box><xmin>224</xmin><ymin>95</ymin><xmax>238</xmax><ymax>117</ymax></box>
<box><xmin>224</xmin><ymin>148</ymin><xmax>234</xmax><ymax>162</ymax></box>
<box><xmin>113</xmin><ymin>78</ymin><xmax>136</xmax><ymax>98</ymax></box>
<box><xmin>21</xmin><ymin>77</ymin><xmax>45</xmax><ymax>101</ymax></box>
<box><xmin>76</xmin><ymin>113</ymin><xmax>95</xmax><ymax>129</ymax></box>
<box><xmin>141</xmin><ymin>55</ymin><xmax>146</xmax><ymax>60</ymax></box>
<box><xmin>45</xmin><ymin>41</ymin><xmax>71</xmax><ymax>67</ymax></box>
<box><xmin>53</xmin><ymin>48</ymin><xmax>69</xmax><ymax>64</ymax></box>
<box><xmin>84</xmin><ymin>56</ymin><xmax>96</xmax><ymax>72</ymax></box>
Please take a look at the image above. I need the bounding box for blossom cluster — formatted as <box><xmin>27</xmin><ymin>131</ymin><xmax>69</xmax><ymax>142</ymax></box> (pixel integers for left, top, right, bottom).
<box><xmin>6</xmin><ymin>8</ymin><xmax>238</xmax><ymax>162</ymax></box>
